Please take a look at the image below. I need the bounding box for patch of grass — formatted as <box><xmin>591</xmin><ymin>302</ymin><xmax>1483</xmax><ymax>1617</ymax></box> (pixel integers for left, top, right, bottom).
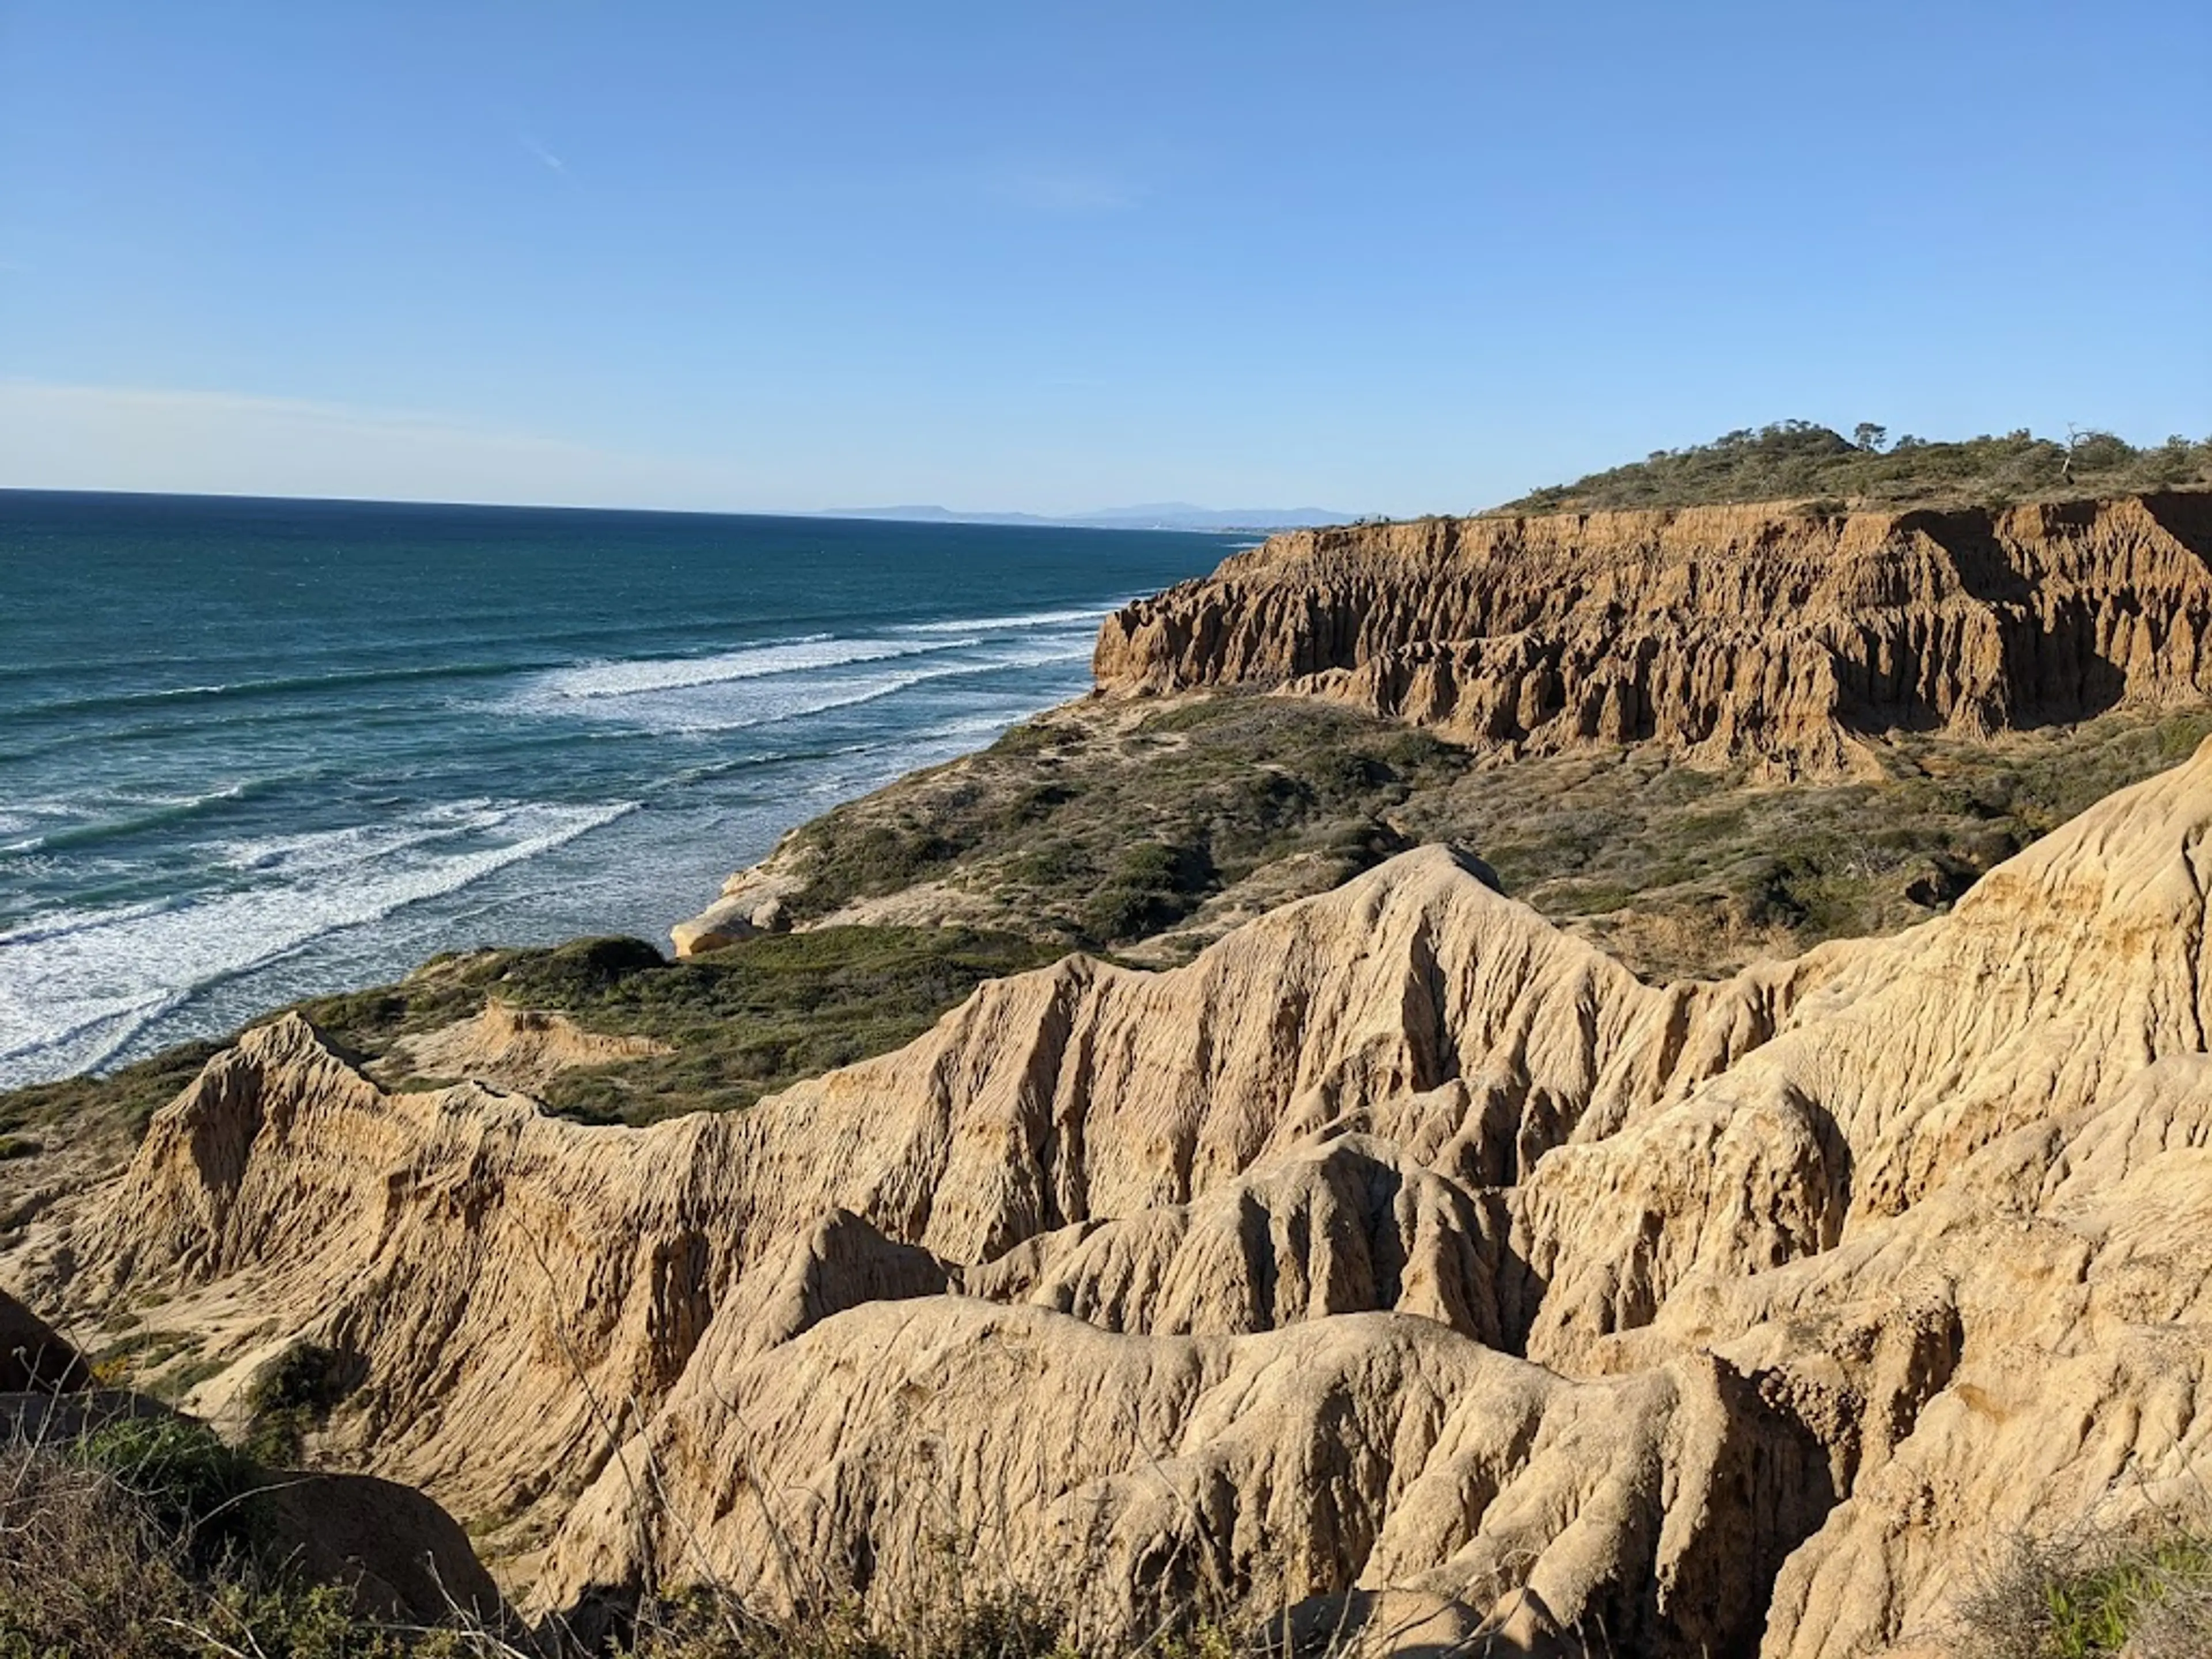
<box><xmin>1494</xmin><ymin>421</ymin><xmax>2212</xmax><ymax>514</ymax></box>
<box><xmin>521</xmin><ymin>927</ymin><xmax>1060</xmax><ymax>1123</ymax></box>
<box><xmin>623</xmin><ymin>1582</ymin><xmax>1081</xmax><ymax>1659</ymax></box>
<box><xmin>146</xmin><ymin>1355</ymin><xmax>230</xmax><ymax>1404</ymax></box>
<box><xmin>0</xmin><ymin>927</ymin><xmax>1059</xmax><ymax>1137</ymax></box>
<box><xmin>0</xmin><ymin>1039</ymin><xmax>226</xmax><ymax>1140</ymax></box>
<box><xmin>73</xmin><ymin>1414</ymin><xmax>258</xmax><ymax>1551</ymax></box>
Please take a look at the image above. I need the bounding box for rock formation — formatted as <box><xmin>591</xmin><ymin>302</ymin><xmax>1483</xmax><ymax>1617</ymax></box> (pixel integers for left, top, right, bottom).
<box><xmin>15</xmin><ymin>730</ymin><xmax>2212</xmax><ymax>1653</ymax></box>
<box><xmin>387</xmin><ymin>999</ymin><xmax>672</xmax><ymax>1094</ymax></box>
<box><xmin>0</xmin><ymin>1286</ymin><xmax>504</xmax><ymax>1625</ymax></box>
<box><xmin>0</xmin><ymin>1286</ymin><xmax>86</xmax><ymax>1392</ymax></box>
<box><xmin>1093</xmin><ymin>494</ymin><xmax>2212</xmax><ymax>774</ymax></box>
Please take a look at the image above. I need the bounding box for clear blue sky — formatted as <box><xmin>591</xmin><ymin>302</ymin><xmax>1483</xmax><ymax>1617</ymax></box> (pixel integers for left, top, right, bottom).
<box><xmin>2</xmin><ymin>2</ymin><xmax>2206</xmax><ymax>514</ymax></box>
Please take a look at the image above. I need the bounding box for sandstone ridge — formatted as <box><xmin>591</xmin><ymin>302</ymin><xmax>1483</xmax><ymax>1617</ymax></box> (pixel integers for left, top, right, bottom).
<box><xmin>1094</xmin><ymin>494</ymin><xmax>2212</xmax><ymax>774</ymax></box>
<box><xmin>16</xmin><ymin>739</ymin><xmax>2212</xmax><ymax>1653</ymax></box>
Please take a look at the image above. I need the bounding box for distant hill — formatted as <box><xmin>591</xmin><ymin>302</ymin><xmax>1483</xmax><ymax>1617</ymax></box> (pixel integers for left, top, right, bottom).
<box><xmin>1494</xmin><ymin>421</ymin><xmax>2212</xmax><ymax>514</ymax></box>
<box><xmin>821</xmin><ymin>502</ymin><xmax>1350</xmax><ymax>532</ymax></box>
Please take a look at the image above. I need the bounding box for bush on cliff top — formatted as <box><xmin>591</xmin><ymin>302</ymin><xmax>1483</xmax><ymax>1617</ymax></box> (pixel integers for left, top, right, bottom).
<box><xmin>1494</xmin><ymin>421</ymin><xmax>2212</xmax><ymax>514</ymax></box>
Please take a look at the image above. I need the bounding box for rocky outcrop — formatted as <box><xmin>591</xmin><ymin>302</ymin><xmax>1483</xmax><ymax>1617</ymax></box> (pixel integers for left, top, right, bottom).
<box><xmin>18</xmin><ymin>737</ymin><xmax>2212</xmax><ymax>1653</ymax></box>
<box><xmin>0</xmin><ymin>1287</ymin><xmax>505</xmax><ymax>1626</ymax></box>
<box><xmin>386</xmin><ymin>999</ymin><xmax>671</xmax><ymax>1094</ymax></box>
<box><xmin>0</xmin><ymin>1287</ymin><xmax>86</xmax><ymax>1392</ymax></box>
<box><xmin>1093</xmin><ymin>494</ymin><xmax>2212</xmax><ymax>773</ymax></box>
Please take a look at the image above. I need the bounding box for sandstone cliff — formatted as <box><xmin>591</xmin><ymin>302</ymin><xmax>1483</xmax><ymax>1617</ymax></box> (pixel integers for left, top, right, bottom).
<box><xmin>17</xmin><ymin>735</ymin><xmax>2212</xmax><ymax>1653</ymax></box>
<box><xmin>1093</xmin><ymin>494</ymin><xmax>2212</xmax><ymax>774</ymax></box>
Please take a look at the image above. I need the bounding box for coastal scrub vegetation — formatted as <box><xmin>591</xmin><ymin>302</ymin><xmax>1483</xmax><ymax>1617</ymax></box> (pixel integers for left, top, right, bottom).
<box><xmin>1492</xmin><ymin>421</ymin><xmax>2212</xmax><ymax>514</ymax></box>
<box><xmin>740</xmin><ymin>694</ymin><xmax>2212</xmax><ymax>982</ymax></box>
<box><xmin>775</xmin><ymin>695</ymin><xmax>1465</xmax><ymax>948</ymax></box>
<box><xmin>297</xmin><ymin>926</ymin><xmax>1057</xmax><ymax>1124</ymax></box>
<box><xmin>1957</xmin><ymin>1516</ymin><xmax>2212</xmax><ymax>1658</ymax></box>
<box><xmin>1393</xmin><ymin>705</ymin><xmax>2212</xmax><ymax>980</ymax></box>
<box><xmin>0</xmin><ymin>928</ymin><xmax>1052</xmax><ymax>1149</ymax></box>
<box><xmin>0</xmin><ymin>1038</ymin><xmax>225</xmax><ymax>1142</ymax></box>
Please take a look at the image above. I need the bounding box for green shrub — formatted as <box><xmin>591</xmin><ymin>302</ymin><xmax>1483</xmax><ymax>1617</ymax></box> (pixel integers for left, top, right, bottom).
<box><xmin>74</xmin><ymin>1415</ymin><xmax>256</xmax><ymax>1547</ymax></box>
<box><xmin>1079</xmin><ymin>840</ymin><xmax>1213</xmax><ymax>944</ymax></box>
<box><xmin>0</xmin><ymin>1038</ymin><xmax>225</xmax><ymax>1141</ymax></box>
<box><xmin>1958</xmin><ymin>1521</ymin><xmax>2212</xmax><ymax>1658</ymax></box>
<box><xmin>243</xmin><ymin>1341</ymin><xmax>354</xmax><ymax>1465</ymax></box>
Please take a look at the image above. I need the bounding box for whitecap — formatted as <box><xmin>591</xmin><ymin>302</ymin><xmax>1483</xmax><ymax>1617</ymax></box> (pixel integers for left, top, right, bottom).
<box><xmin>566</xmin><ymin>636</ymin><xmax>1094</xmax><ymax>738</ymax></box>
<box><xmin>533</xmin><ymin>635</ymin><xmax>962</xmax><ymax>702</ymax></box>
<box><xmin>0</xmin><ymin>798</ymin><xmax>637</xmax><ymax>1087</ymax></box>
<box><xmin>898</xmin><ymin>600</ymin><xmax>1136</xmax><ymax>634</ymax></box>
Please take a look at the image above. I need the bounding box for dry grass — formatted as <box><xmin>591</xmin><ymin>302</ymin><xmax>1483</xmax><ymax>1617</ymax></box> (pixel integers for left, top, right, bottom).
<box><xmin>1956</xmin><ymin>1514</ymin><xmax>2212</xmax><ymax>1658</ymax></box>
<box><xmin>0</xmin><ymin>1412</ymin><xmax>444</xmax><ymax>1659</ymax></box>
<box><xmin>0</xmin><ymin>1413</ymin><xmax>1198</xmax><ymax>1659</ymax></box>
<box><xmin>609</xmin><ymin>1583</ymin><xmax>1079</xmax><ymax>1659</ymax></box>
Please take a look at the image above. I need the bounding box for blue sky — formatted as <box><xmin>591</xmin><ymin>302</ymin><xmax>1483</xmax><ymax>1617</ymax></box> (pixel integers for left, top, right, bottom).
<box><xmin>2</xmin><ymin>1</ymin><xmax>2206</xmax><ymax>514</ymax></box>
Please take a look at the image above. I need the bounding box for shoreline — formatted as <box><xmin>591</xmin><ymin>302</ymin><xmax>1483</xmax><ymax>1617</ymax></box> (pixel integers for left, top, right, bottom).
<box><xmin>0</xmin><ymin>495</ymin><xmax>1234</xmax><ymax>1089</ymax></box>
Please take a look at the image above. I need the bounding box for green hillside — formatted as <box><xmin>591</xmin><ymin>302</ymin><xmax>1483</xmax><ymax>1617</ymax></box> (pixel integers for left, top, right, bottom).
<box><xmin>1495</xmin><ymin>421</ymin><xmax>2211</xmax><ymax>514</ymax></box>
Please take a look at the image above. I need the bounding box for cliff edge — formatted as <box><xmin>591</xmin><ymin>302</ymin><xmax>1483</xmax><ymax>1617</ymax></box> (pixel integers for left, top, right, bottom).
<box><xmin>1094</xmin><ymin>494</ymin><xmax>2212</xmax><ymax>775</ymax></box>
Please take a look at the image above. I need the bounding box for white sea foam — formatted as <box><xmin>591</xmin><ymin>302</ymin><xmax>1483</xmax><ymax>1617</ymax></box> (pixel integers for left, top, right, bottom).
<box><xmin>0</xmin><ymin>798</ymin><xmax>636</xmax><ymax>1086</ymax></box>
<box><xmin>550</xmin><ymin>634</ymin><xmax>1096</xmax><ymax>737</ymax></box>
<box><xmin>537</xmin><ymin>636</ymin><xmax>960</xmax><ymax>700</ymax></box>
<box><xmin>593</xmin><ymin>665</ymin><xmax>967</xmax><ymax>737</ymax></box>
<box><xmin>899</xmin><ymin>601</ymin><xmax>1130</xmax><ymax>635</ymax></box>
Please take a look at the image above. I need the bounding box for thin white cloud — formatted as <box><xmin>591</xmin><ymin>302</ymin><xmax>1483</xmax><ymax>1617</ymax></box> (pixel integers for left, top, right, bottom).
<box><xmin>0</xmin><ymin>381</ymin><xmax>741</xmax><ymax>509</ymax></box>
<box><xmin>984</xmin><ymin>164</ymin><xmax>1143</xmax><ymax>217</ymax></box>
<box><xmin>517</xmin><ymin>131</ymin><xmax>567</xmax><ymax>173</ymax></box>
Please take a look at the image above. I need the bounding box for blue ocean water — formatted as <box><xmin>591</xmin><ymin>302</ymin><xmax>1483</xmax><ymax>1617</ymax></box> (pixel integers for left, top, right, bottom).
<box><xmin>0</xmin><ymin>491</ymin><xmax>1232</xmax><ymax>1086</ymax></box>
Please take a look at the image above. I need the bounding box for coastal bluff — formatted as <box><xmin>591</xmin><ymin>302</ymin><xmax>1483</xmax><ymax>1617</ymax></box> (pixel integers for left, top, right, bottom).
<box><xmin>20</xmin><ymin>740</ymin><xmax>2212</xmax><ymax>1654</ymax></box>
<box><xmin>1093</xmin><ymin>494</ymin><xmax>2212</xmax><ymax>775</ymax></box>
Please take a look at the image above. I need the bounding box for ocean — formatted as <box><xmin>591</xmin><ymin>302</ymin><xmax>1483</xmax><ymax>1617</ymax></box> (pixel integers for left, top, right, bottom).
<box><xmin>0</xmin><ymin>491</ymin><xmax>1233</xmax><ymax>1088</ymax></box>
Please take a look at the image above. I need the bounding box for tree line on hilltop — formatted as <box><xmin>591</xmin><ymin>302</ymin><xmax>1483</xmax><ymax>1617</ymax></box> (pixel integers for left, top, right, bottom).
<box><xmin>1491</xmin><ymin>421</ymin><xmax>2212</xmax><ymax>514</ymax></box>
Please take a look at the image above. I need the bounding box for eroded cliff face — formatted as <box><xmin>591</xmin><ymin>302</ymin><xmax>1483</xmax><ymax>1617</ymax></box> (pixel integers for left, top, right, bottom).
<box><xmin>17</xmin><ymin>738</ymin><xmax>2212</xmax><ymax>1654</ymax></box>
<box><xmin>1093</xmin><ymin>494</ymin><xmax>2212</xmax><ymax>773</ymax></box>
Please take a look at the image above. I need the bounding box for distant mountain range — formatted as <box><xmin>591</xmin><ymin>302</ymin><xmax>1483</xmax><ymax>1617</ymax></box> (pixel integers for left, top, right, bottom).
<box><xmin>819</xmin><ymin>502</ymin><xmax>1351</xmax><ymax>533</ymax></box>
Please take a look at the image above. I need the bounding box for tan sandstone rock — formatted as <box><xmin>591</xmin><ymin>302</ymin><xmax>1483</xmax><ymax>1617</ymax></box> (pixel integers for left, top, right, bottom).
<box><xmin>387</xmin><ymin>999</ymin><xmax>671</xmax><ymax>1094</ymax></box>
<box><xmin>1094</xmin><ymin>495</ymin><xmax>2212</xmax><ymax>777</ymax></box>
<box><xmin>17</xmin><ymin>737</ymin><xmax>2212</xmax><ymax>1653</ymax></box>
